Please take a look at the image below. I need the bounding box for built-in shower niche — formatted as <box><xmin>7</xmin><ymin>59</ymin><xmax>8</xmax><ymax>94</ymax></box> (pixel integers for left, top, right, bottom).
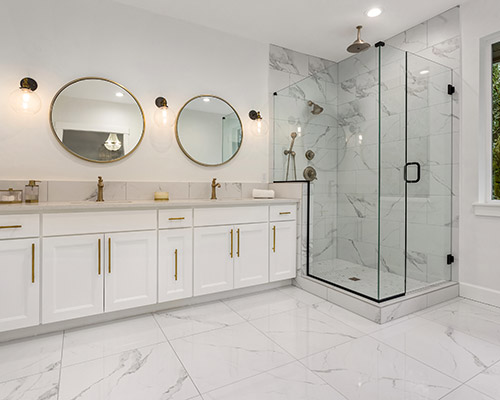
<box><xmin>273</xmin><ymin>44</ymin><xmax>453</xmax><ymax>303</ymax></box>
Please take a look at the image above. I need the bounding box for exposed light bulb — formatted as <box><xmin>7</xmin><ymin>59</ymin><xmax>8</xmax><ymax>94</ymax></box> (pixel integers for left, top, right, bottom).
<box><xmin>297</xmin><ymin>126</ymin><xmax>302</xmax><ymax>136</ymax></box>
<box><xmin>366</xmin><ymin>7</ymin><xmax>382</xmax><ymax>17</ymax></box>
<box><xmin>250</xmin><ymin>111</ymin><xmax>269</xmax><ymax>136</ymax></box>
<box><xmin>10</xmin><ymin>87</ymin><xmax>41</xmax><ymax>115</ymax></box>
<box><xmin>154</xmin><ymin>97</ymin><xmax>175</xmax><ymax>128</ymax></box>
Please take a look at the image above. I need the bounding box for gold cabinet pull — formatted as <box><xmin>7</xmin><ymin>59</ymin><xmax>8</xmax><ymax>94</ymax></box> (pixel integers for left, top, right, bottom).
<box><xmin>168</xmin><ymin>217</ymin><xmax>185</xmax><ymax>221</ymax></box>
<box><xmin>0</xmin><ymin>225</ymin><xmax>22</xmax><ymax>229</ymax></box>
<box><xmin>272</xmin><ymin>225</ymin><xmax>276</xmax><ymax>253</ymax></box>
<box><xmin>31</xmin><ymin>243</ymin><xmax>35</xmax><ymax>283</ymax></box>
<box><xmin>279</xmin><ymin>211</ymin><xmax>291</xmax><ymax>215</ymax></box>
<box><xmin>98</xmin><ymin>239</ymin><xmax>101</xmax><ymax>275</ymax></box>
<box><xmin>237</xmin><ymin>228</ymin><xmax>240</xmax><ymax>257</ymax></box>
<box><xmin>108</xmin><ymin>238</ymin><xmax>111</xmax><ymax>273</ymax></box>
<box><xmin>174</xmin><ymin>249</ymin><xmax>178</xmax><ymax>281</ymax></box>
<box><xmin>230</xmin><ymin>229</ymin><xmax>233</xmax><ymax>258</ymax></box>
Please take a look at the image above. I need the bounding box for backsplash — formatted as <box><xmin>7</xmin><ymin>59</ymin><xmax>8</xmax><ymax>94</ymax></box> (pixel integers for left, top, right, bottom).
<box><xmin>0</xmin><ymin>181</ymin><xmax>269</xmax><ymax>203</ymax></box>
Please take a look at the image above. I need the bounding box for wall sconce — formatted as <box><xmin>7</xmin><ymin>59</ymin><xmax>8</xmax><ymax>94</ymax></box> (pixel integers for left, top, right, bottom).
<box><xmin>154</xmin><ymin>97</ymin><xmax>175</xmax><ymax>128</ymax></box>
<box><xmin>9</xmin><ymin>77</ymin><xmax>41</xmax><ymax>115</ymax></box>
<box><xmin>248</xmin><ymin>110</ymin><xmax>269</xmax><ymax>136</ymax></box>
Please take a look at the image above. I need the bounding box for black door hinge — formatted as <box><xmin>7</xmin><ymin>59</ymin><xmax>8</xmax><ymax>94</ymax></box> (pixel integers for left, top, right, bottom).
<box><xmin>447</xmin><ymin>254</ymin><xmax>455</xmax><ymax>265</ymax></box>
<box><xmin>448</xmin><ymin>84</ymin><xmax>455</xmax><ymax>95</ymax></box>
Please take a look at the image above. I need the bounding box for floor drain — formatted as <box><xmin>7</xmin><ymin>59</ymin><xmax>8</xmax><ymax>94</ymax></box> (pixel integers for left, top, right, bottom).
<box><xmin>349</xmin><ymin>277</ymin><xmax>360</xmax><ymax>281</ymax></box>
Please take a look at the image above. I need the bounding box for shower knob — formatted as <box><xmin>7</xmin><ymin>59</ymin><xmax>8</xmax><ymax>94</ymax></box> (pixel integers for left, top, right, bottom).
<box><xmin>305</xmin><ymin>150</ymin><xmax>315</xmax><ymax>160</ymax></box>
<box><xmin>303</xmin><ymin>166</ymin><xmax>317</xmax><ymax>181</ymax></box>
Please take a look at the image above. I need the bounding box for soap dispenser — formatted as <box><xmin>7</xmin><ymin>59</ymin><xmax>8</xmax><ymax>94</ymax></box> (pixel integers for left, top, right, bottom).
<box><xmin>25</xmin><ymin>180</ymin><xmax>41</xmax><ymax>203</ymax></box>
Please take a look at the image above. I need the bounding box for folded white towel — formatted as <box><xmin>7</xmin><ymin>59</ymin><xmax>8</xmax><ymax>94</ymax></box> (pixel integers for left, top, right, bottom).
<box><xmin>252</xmin><ymin>189</ymin><xmax>275</xmax><ymax>199</ymax></box>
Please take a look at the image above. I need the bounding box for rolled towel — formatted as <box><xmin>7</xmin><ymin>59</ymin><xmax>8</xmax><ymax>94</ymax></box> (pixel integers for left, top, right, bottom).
<box><xmin>252</xmin><ymin>189</ymin><xmax>275</xmax><ymax>199</ymax></box>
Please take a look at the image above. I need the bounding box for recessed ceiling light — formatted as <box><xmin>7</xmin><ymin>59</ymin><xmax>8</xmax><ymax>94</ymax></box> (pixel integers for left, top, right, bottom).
<box><xmin>366</xmin><ymin>7</ymin><xmax>382</xmax><ymax>17</ymax></box>
<box><xmin>420</xmin><ymin>70</ymin><xmax>430</xmax><ymax>75</ymax></box>
<box><xmin>115</xmin><ymin>92</ymin><xmax>124</xmax><ymax>97</ymax></box>
<box><xmin>203</xmin><ymin>98</ymin><xmax>210</xmax><ymax>102</ymax></box>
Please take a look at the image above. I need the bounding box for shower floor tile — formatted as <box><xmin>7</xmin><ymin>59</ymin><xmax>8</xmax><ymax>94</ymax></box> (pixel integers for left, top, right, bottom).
<box><xmin>310</xmin><ymin>259</ymin><xmax>432</xmax><ymax>299</ymax></box>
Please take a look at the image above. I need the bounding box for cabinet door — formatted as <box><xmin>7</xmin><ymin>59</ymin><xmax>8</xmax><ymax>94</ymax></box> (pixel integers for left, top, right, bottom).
<box><xmin>194</xmin><ymin>226</ymin><xmax>234</xmax><ymax>296</ymax></box>
<box><xmin>105</xmin><ymin>231</ymin><xmax>157</xmax><ymax>312</ymax></box>
<box><xmin>270</xmin><ymin>221</ymin><xmax>297</xmax><ymax>282</ymax></box>
<box><xmin>159</xmin><ymin>228</ymin><xmax>193</xmax><ymax>302</ymax></box>
<box><xmin>234</xmin><ymin>223</ymin><xmax>269</xmax><ymax>289</ymax></box>
<box><xmin>0</xmin><ymin>239</ymin><xmax>39</xmax><ymax>332</ymax></box>
<box><xmin>42</xmin><ymin>235</ymin><xmax>103</xmax><ymax>323</ymax></box>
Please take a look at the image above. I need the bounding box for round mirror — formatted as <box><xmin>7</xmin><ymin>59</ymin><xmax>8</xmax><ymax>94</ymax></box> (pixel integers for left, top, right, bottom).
<box><xmin>176</xmin><ymin>95</ymin><xmax>243</xmax><ymax>166</ymax></box>
<box><xmin>50</xmin><ymin>77</ymin><xmax>145</xmax><ymax>163</ymax></box>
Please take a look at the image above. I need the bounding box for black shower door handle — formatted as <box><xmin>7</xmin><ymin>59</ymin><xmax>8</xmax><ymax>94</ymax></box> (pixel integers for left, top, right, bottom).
<box><xmin>404</xmin><ymin>162</ymin><xmax>421</xmax><ymax>183</ymax></box>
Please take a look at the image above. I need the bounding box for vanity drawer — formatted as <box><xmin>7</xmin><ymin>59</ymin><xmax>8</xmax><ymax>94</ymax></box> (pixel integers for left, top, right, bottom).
<box><xmin>194</xmin><ymin>206</ymin><xmax>268</xmax><ymax>227</ymax></box>
<box><xmin>159</xmin><ymin>209</ymin><xmax>193</xmax><ymax>229</ymax></box>
<box><xmin>0</xmin><ymin>214</ymin><xmax>39</xmax><ymax>239</ymax></box>
<box><xmin>270</xmin><ymin>204</ymin><xmax>297</xmax><ymax>221</ymax></box>
<box><xmin>43</xmin><ymin>210</ymin><xmax>157</xmax><ymax>236</ymax></box>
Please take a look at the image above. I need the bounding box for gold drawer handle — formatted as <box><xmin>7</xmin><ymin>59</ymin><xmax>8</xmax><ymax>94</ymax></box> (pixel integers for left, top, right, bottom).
<box><xmin>279</xmin><ymin>212</ymin><xmax>291</xmax><ymax>215</ymax></box>
<box><xmin>31</xmin><ymin>243</ymin><xmax>35</xmax><ymax>283</ymax></box>
<box><xmin>230</xmin><ymin>229</ymin><xmax>233</xmax><ymax>258</ymax></box>
<box><xmin>0</xmin><ymin>225</ymin><xmax>22</xmax><ymax>229</ymax></box>
<box><xmin>174</xmin><ymin>249</ymin><xmax>178</xmax><ymax>281</ymax></box>
<box><xmin>108</xmin><ymin>238</ymin><xmax>111</xmax><ymax>274</ymax></box>
<box><xmin>237</xmin><ymin>228</ymin><xmax>240</xmax><ymax>258</ymax></box>
<box><xmin>98</xmin><ymin>239</ymin><xmax>101</xmax><ymax>275</ymax></box>
<box><xmin>168</xmin><ymin>217</ymin><xmax>185</xmax><ymax>221</ymax></box>
<box><xmin>272</xmin><ymin>225</ymin><xmax>276</xmax><ymax>253</ymax></box>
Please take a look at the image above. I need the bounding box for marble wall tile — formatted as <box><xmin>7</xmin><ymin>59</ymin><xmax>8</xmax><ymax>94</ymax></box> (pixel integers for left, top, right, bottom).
<box><xmin>427</xmin><ymin>7</ymin><xmax>460</xmax><ymax>48</ymax></box>
<box><xmin>126</xmin><ymin>182</ymin><xmax>189</xmax><ymax>200</ymax></box>
<box><xmin>269</xmin><ymin>44</ymin><xmax>308</xmax><ymax>76</ymax></box>
<box><xmin>188</xmin><ymin>182</ymin><xmax>211</xmax><ymax>200</ymax></box>
<box><xmin>386</xmin><ymin>23</ymin><xmax>428</xmax><ymax>53</ymax></box>
<box><xmin>47</xmin><ymin>181</ymin><xmax>126</xmax><ymax>202</ymax></box>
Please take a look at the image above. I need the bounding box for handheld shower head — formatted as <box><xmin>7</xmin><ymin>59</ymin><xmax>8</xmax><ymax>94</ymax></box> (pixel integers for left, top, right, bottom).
<box><xmin>347</xmin><ymin>26</ymin><xmax>371</xmax><ymax>53</ymax></box>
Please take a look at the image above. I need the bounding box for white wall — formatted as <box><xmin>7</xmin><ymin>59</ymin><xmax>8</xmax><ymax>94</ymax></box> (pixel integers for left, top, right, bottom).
<box><xmin>0</xmin><ymin>0</ymin><xmax>269</xmax><ymax>182</ymax></box>
<box><xmin>460</xmin><ymin>0</ymin><xmax>500</xmax><ymax>306</ymax></box>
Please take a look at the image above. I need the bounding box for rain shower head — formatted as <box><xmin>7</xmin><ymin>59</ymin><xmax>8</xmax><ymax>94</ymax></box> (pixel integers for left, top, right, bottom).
<box><xmin>307</xmin><ymin>101</ymin><xmax>324</xmax><ymax>115</ymax></box>
<box><xmin>347</xmin><ymin>26</ymin><xmax>371</xmax><ymax>53</ymax></box>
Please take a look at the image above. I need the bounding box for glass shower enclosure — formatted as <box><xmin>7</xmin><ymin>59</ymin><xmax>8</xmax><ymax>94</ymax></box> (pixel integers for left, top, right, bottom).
<box><xmin>273</xmin><ymin>44</ymin><xmax>453</xmax><ymax>302</ymax></box>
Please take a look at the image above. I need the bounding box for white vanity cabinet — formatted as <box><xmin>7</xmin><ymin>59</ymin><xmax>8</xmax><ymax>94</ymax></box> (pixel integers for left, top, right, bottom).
<box><xmin>159</xmin><ymin>228</ymin><xmax>193</xmax><ymax>302</ymax></box>
<box><xmin>270</xmin><ymin>205</ymin><xmax>297</xmax><ymax>282</ymax></box>
<box><xmin>0</xmin><ymin>238</ymin><xmax>40</xmax><ymax>332</ymax></box>
<box><xmin>193</xmin><ymin>206</ymin><xmax>271</xmax><ymax>296</ymax></box>
<box><xmin>41</xmin><ymin>211</ymin><xmax>157</xmax><ymax>323</ymax></box>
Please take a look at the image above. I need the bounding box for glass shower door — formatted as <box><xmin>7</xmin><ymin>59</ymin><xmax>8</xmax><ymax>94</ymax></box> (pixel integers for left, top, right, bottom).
<box><xmin>405</xmin><ymin>53</ymin><xmax>453</xmax><ymax>290</ymax></box>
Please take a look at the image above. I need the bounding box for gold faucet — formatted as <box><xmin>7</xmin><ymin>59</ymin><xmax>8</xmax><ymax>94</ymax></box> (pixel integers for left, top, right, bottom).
<box><xmin>211</xmin><ymin>178</ymin><xmax>221</xmax><ymax>200</ymax></box>
<box><xmin>97</xmin><ymin>176</ymin><xmax>104</xmax><ymax>202</ymax></box>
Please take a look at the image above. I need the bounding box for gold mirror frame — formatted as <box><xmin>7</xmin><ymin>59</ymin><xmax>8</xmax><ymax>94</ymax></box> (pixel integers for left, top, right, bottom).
<box><xmin>175</xmin><ymin>95</ymin><xmax>243</xmax><ymax>167</ymax></box>
<box><xmin>49</xmin><ymin>77</ymin><xmax>146</xmax><ymax>164</ymax></box>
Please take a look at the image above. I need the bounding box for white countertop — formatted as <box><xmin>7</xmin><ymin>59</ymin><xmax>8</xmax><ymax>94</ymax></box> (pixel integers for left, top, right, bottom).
<box><xmin>0</xmin><ymin>198</ymin><xmax>299</xmax><ymax>214</ymax></box>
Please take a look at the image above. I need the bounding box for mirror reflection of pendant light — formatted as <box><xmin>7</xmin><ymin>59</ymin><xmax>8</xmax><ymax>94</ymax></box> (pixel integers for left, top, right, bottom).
<box><xmin>154</xmin><ymin>97</ymin><xmax>175</xmax><ymax>128</ymax></box>
<box><xmin>104</xmin><ymin>133</ymin><xmax>122</xmax><ymax>151</ymax></box>
<box><xmin>248</xmin><ymin>110</ymin><xmax>269</xmax><ymax>136</ymax></box>
<box><xmin>9</xmin><ymin>77</ymin><xmax>42</xmax><ymax>115</ymax></box>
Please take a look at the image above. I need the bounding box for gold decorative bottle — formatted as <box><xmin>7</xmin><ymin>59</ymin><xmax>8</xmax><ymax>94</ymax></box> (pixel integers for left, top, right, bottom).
<box><xmin>25</xmin><ymin>180</ymin><xmax>41</xmax><ymax>203</ymax></box>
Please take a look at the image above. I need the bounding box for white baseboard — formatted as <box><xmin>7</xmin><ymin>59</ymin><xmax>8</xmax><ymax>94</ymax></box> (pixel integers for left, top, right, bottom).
<box><xmin>460</xmin><ymin>282</ymin><xmax>500</xmax><ymax>308</ymax></box>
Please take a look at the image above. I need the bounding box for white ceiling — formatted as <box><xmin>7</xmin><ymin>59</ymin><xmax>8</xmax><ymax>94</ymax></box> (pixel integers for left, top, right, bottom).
<box><xmin>112</xmin><ymin>0</ymin><xmax>463</xmax><ymax>61</ymax></box>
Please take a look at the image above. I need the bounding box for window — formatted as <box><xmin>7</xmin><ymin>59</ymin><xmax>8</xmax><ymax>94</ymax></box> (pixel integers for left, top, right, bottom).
<box><xmin>492</xmin><ymin>41</ymin><xmax>500</xmax><ymax>199</ymax></box>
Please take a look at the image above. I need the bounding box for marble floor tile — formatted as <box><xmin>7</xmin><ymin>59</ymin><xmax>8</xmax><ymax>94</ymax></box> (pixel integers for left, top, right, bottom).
<box><xmin>312</xmin><ymin>301</ymin><xmax>412</xmax><ymax>334</ymax></box>
<box><xmin>0</xmin><ymin>333</ymin><xmax>62</xmax><ymax>383</ymax></box>
<box><xmin>58</xmin><ymin>342</ymin><xmax>199</xmax><ymax>400</ymax></box>
<box><xmin>0</xmin><ymin>369</ymin><xmax>59</xmax><ymax>400</ymax></box>
<box><xmin>440</xmin><ymin>385</ymin><xmax>495</xmax><ymax>400</ymax></box>
<box><xmin>303</xmin><ymin>336</ymin><xmax>460</xmax><ymax>400</ymax></box>
<box><xmin>62</xmin><ymin>314</ymin><xmax>166</xmax><ymax>367</ymax></box>
<box><xmin>204</xmin><ymin>361</ymin><xmax>347</xmax><ymax>400</ymax></box>
<box><xmin>466</xmin><ymin>361</ymin><xmax>500</xmax><ymax>400</ymax></box>
<box><xmin>154</xmin><ymin>301</ymin><xmax>245</xmax><ymax>340</ymax></box>
<box><xmin>420</xmin><ymin>299</ymin><xmax>500</xmax><ymax>346</ymax></box>
<box><xmin>223</xmin><ymin>289</ymin><xmax>306</xmax><ymax>321</ymax></box>
<box><xmin>170</xmin><ymin>322</ymin><xmax>294</xmax><ymax>393</ymax></box>
<box><xmin>251</xmin><ymin>306</ymin><xmax>363</xmax><ymax>358</ymax></box>
<box><xmin>371</xmin><ymin>317</ymin><xmax>500</xmax><ymax>382</ymax></box>
<box><xmin>277</xmin><ymin>285</ymin><xmax>325</xmax><ymax>305</ymax></box>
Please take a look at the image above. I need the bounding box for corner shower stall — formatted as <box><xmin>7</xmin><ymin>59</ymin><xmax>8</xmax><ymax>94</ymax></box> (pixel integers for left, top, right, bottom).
<box><xmin>273</xmin><ymin>43</ymin><xmax>454</xmax><ymax>302</ymax></box>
